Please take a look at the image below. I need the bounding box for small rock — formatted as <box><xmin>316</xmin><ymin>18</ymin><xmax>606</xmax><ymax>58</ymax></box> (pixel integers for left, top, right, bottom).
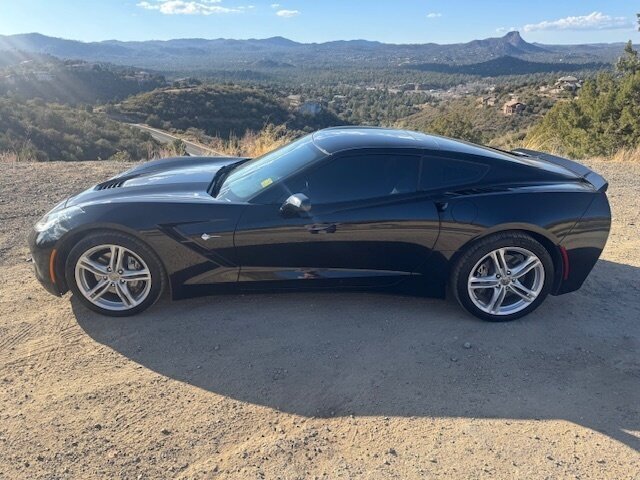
<box><xmin>463</xmin><ymin>342</ymin><xmax>472</xmax><ymax>349</ymax></box>
<box><xmin>161</xmin><ymin>428</ymin><xmax>171</xmax><ymax>435</ymax></box>
<box><xmin>450</xmin><ymin>356</ymin><xmax>458</xmax><ymax>362</ymax></box>
<box><xmin>387</xmin><ymin>448</ymin><xmax>397</xmax><ymax>457</ymax></box>
<box><xmin>94</xmin><ymin>423</ymin><xmax>102</xmax><ymax>430</ymax></box>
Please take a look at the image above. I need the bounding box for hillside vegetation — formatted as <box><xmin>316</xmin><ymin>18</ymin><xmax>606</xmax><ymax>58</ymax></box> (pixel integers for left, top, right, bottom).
<box><xmin>0</xmin><ymin>98</ymin><xmax>156</xmax><ymax>161</ymax></box>
<box><xmin>112</xmin><ymin>84</ymin><xmax>342</xmax><ymax>137</ymax></box>
<box><xmin>526</xmin><ymin>42</ymin><xmax>640</xmax><ymax>157</ymax></box>
<box><xmin>0</xmin><ymin>55</ymin><xmax>165</xmax><ymax>105</ymax></box>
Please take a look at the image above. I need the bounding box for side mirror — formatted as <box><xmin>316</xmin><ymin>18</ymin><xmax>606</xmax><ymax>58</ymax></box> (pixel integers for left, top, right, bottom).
<box><xmin>280</xmin><ymin>193</ymin><xmax>311</xmax><ymax>217</ymax></box>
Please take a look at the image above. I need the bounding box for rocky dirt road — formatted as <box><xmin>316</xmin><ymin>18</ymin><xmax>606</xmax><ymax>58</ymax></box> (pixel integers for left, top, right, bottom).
<box><xmin>0</xmin><ymin>160</ymin><xmax>638</xmax><ymax>479</ymax></box>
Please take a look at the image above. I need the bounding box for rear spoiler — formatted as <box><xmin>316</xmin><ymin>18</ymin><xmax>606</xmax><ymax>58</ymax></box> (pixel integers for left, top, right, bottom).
<box><xmin>511</xmin><ymin>148</ymin><xmax>608</xmax><ymax>193</ymax></box>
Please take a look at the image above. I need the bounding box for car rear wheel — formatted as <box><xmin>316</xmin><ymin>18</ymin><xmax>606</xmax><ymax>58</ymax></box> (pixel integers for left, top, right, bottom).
<box><xmin>65</xmin><ymin>231</ymin><xmax>166</xmax><ymax>317</ymax></box>
<box><xmin>451</xmin><ymin>232</ymin><xmax>554</xmax><ymax>322</ymax></box>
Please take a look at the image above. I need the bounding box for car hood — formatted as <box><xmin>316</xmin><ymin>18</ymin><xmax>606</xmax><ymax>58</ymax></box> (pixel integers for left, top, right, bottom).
<box><xmin>65</xmin><ymin>156</ymin><xmax>248</xmax><ymax>207</ymax></box>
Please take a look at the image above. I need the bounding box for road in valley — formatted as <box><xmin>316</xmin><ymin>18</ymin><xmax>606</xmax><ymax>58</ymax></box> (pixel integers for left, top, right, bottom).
<box><xmin>130</xmin><ymin>123</ymin><xmax>224</xmax><ymax>156</ymax></box>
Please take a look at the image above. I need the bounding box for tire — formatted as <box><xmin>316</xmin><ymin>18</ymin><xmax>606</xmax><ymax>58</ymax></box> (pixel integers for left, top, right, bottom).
<box><xmin>450</xmin><ymin>232</ymin><xmax>554</xmax><ymax>322</ymax></box>
<box><xmin>65</xmin><ymin>231</ymin><xmax>166</xmax><ymax>317</ymax></box>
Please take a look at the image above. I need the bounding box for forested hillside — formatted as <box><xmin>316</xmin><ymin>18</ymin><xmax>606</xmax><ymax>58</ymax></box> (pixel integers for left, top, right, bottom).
<box><xmin>112</xmin><ymin>85</ymin><xmax>342</xmax><ymax>137</ymax></box>
<box><xmin>526</xmin><ymin>42</ymin><xmax>640</xmax><ymax>157</ymax></box>
<box><xmin>0</xmin><ymin>98</ymin><xmax>156</xmax><ymax>161</ymax></box>
<box><xmin>0</xmin><ymin>30</ymin><xmax>638</xmax><ymax>163</ymax></box>
<box><xmin>0</xmin><ymin>55</ymin><xmax>166</xmax><ymax>104</ymax></box>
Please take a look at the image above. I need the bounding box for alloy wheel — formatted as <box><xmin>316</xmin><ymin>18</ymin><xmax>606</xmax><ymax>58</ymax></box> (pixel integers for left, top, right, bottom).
<box><xmin>74</xmin><ymin>244</ymin><xmax>152</xmax><ymax>312</ymax></box>
<box><xmin>467</xmin><ymin>247</ymin><xmax>545</xmax><ymax>316</ymax></box>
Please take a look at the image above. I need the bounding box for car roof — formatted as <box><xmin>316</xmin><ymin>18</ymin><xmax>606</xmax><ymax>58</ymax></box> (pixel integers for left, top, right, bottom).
<box><xmin>311</xmin><ymin>127</ymin><xmax>579</xmax><ymax>177</ymax></box>
<box><xmin>311</xmin><ymin>126</ymin><xmax>515</xmax><ymax>161</ymax></box>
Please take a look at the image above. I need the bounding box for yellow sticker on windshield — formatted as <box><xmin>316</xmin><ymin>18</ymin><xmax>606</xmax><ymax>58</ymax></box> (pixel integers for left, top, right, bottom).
<box><xmin>260</xmin><ymin>178</ymin><xmax>273</xmax><ymax>188</ymax></box>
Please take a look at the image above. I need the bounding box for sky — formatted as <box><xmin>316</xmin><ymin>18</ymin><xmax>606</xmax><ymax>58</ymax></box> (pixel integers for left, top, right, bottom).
<box><xmin>0</xmin><ymin>0</ymin><xmax>638</xmax><ymax>45</ymax></box>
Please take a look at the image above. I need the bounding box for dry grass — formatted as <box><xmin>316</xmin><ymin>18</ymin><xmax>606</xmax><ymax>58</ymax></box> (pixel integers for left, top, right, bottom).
<box><xmin>0</xmin><ymin>150</ymin><xmax>27</xmax><ymax>170</ymax></box>
<box><xmin>593</xmin><ymin>145</ymin><xmax>640</xmax><ymax>163</ymax></box>
<box><xmin>517</xmin><ymin>134</ymin><xmax>566</xmax><ymax>157</ymax></box>
<box><xmin>517</xmin><ymin>136</ymin><xmax>640</xmax><ymax>163</ymax></box>
<box><xmin>207</xmin><ymin>124</ymin><xmax>295</xmax><ymax>157</ymax></box>
<box><xmin>0</xmin><ymin>151</ymin><xmax>20</xmax><ymax>165</ymax></box>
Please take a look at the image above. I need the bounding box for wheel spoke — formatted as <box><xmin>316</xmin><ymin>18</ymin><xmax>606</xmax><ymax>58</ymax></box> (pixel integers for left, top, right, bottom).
<box><xmin>115</xmin><ymin>282</ymin><xmax>136</xmax><ymax>306</ymax></box>
<box><xmin>109</xmin><ymin>246</ymin><xmax>124</xmax><ymax>272</ymax></box>
<box><xmin>511</xmin><ymin>256</ymin><xmax>541</xmax><ymax>279</ymax></box>
<box><xmin>509</xmin><ymin>280</ymin><xmax>536</xmax><ymax>302</ymax></box>
<box><xmin>487</xmin><ymin>286</ymin><xmax>507</xmax><ymax>313</ymax></box>
<box><xmin>87</xmin><ymin>279</ymin><xmax>110</xmax><ymax>300</ymax></box>
<box><xmin>490</xmin><ymin>249</ymin><xmax>508</xmax><ymax>275</ymax></box>
<box><xmin>120</xmin><ymin>268</ymin><xmax>151</xmax><ymax>282</ymax></box>
<box><xmin>469</xmin><ymin>275</ymin><xmax>500</xmax><ymax>289</ymax></box>
<box><xmin>78</xmin><ymin>256</ymin><xmax>108</xmax><ymax>276</ymax></box>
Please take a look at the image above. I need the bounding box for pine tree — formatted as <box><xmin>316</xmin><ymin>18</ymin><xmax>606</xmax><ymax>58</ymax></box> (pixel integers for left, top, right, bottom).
<box><xmin>616</xmin><ymin>41</ymin><xmax>640</xmax><ymax>75</ymax></box>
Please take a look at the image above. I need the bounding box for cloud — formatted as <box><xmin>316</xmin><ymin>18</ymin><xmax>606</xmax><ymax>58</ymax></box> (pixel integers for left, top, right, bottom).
<box><xmin>276</xmin><ymin>9</ymin><xmax>300</xmax><ymax>18</ymax></box>
<box><xmin>270</xmin><ymin>3</ymin><xmax>280</xmax><ymax>8</ymax></box>
<box><xmin>496</xmin><ymin>26</ymin><xmax>516</xmax><ymax>34</ymax></box>
<box><xmin>426</xmin><ymin>12</ymin><xmax>442</xmax><ymax>19</ymax></box>
<box><xmin>523</xmin><ymin>11</ymin><xmax>633</xmax><ymax>32</ymax></box>
<box><xmin>137</xmin><ymin>0</ymin><xmax>244</xmax><ymax>15</ymax></box>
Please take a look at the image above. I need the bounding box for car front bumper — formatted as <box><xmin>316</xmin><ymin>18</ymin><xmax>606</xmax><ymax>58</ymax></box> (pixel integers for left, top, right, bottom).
<box><xmin>28</xmin><ymin>228</ymin><xmax>62</xmax><ymax>297</ymax></box>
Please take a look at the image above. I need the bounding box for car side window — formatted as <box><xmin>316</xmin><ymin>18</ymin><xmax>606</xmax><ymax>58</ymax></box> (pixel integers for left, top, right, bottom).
<box><xmin>285</xmin><ymin>154</ymin><xmax>421</xmax><ymax>205</ymax></box>
<box><xmin>420</xmin><ymin>157</ymin><xmax>489</xmax><ymax>191</ymax></box>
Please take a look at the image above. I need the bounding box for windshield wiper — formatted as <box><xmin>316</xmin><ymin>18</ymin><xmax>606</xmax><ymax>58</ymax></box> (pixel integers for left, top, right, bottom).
<box><xmin>208</xmin><ymin>160</ymin><xmax>247</xmax><ymax>197</ymax></box>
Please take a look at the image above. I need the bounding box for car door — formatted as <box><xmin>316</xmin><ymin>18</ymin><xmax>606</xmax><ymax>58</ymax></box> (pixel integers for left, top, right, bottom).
<box><xmin>233</xmin><ymin>151</ymin><xmax>441</xmax><ymax>287</ymax></box>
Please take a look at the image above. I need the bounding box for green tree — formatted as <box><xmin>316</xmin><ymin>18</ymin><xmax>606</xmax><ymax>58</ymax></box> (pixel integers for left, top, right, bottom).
<box><xmin>426</xmin><ymin>111</ymin><xmax>482</xmax><ymax>144</ymax></box>
<box><xmin>526</xmin><ymin>69</ymin><xmax>640</xmax><ymax>157</ymax></box>
<box><xmin>146</xmin><ymin>114</ymin><xmax>162</xmax><ymax>128</ymax></box>
<box><xmin>616</xmin><ymin>41</ymin><xmax>640</xmax><ymax>75</ymax></box>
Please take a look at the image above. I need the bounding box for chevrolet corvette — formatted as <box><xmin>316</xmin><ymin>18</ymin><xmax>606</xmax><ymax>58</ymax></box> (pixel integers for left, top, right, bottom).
<box><xmin>28</xmin><ymin>127</ymin><xmax>611</xmax><ymax>321</ymax></box>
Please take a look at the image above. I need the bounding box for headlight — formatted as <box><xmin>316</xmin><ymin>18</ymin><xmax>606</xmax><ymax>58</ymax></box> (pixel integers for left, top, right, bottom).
<box><xmin>35</xmin><ymin>206</ymin><xmax>84</xmax><ymax>232</ymax></box>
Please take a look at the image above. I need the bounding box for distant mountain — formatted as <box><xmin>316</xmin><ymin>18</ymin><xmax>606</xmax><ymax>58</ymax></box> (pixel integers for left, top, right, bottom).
<box><xmin>465</xmin><ymin>31</ymin><xmax>546</xmax><ymax>56</ymax></box>
<box><xmin>0</xmin><ymin>32</ymin><xmax>624</xmax><ymax>73</ymax></box>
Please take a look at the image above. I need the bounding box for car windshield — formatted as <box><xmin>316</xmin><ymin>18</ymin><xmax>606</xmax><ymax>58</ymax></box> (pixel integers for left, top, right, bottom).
<box><xmin>216</xmin><ymin>134</ymin><xmax>326</xmax><ymax>202</ymax></box>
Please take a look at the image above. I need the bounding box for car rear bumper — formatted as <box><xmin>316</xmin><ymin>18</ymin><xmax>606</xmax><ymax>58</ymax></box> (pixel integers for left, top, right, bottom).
<box><xmin>555</xmin><ymin>191</ymin><xmax>611</xmax><ymax>295</ymax></box>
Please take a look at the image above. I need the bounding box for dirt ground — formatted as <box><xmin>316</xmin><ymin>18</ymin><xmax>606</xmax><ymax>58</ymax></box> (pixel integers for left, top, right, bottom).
<box><xmin>0</xmin><ymin>159</ymin><xmax>638</xmax><ymax>479</ymax></box>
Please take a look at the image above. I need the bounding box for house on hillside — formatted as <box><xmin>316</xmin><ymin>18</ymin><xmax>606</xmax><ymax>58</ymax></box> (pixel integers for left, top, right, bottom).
<box><xmin>477</xmin><ymin>95</ymin><xmax>497</xmax><ymax>108</ymax></box>
<box><xmin>503</xmin><ymin>99</ymin><xmax>526</xmax><ymax>115</ymax></box>
<box><xmin>286</xmin><ymin>94</ymin><xmax>302</xmax><ymax>107</ymax></box>
<box><xmin>555</xmin><ymin>75</ymin><xmax>582</xmax><ymax>92</ymax></box>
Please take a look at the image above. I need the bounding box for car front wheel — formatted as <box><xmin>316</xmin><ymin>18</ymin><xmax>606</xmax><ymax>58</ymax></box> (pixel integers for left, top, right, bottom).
<box><xmin>65</xmin><ymin>231</ymin><xmax>165</xmax><ymax>317</ymax></box>
<box><xmin>451</xmin><ymin>232</ymin><xmax>554</xmax><ymax>322</ymax></box>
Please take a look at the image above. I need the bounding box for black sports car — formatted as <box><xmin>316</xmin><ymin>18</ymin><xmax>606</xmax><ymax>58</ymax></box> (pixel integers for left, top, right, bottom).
<box><xmin>28</xmin><ymin>127</ymin><xmax>611</xmax><ymax>321</ymax></box>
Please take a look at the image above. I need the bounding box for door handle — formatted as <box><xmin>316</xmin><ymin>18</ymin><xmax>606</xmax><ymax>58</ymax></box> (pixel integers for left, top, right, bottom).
<box><xmin>306</xmin><ymin>223</ymin><xmax>337</xmax><ymax>234</ymax></box>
